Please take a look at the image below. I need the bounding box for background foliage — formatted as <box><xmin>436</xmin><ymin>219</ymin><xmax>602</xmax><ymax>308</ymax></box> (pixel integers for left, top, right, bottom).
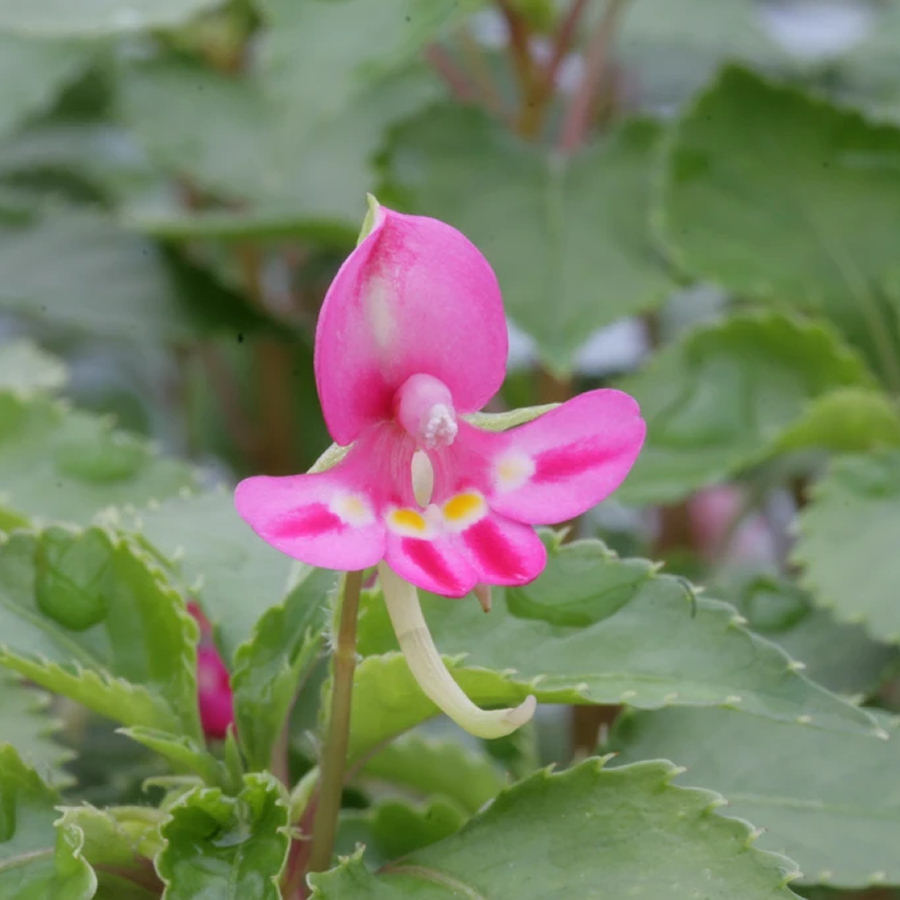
<box><xmin>2</xmin><ymin>0</ymin><xmax>900</xmax><ymax>897</ymax></box>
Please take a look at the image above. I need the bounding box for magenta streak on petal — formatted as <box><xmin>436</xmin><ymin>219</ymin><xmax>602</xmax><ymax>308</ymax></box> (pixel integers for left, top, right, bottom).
<box><xmin>401</xmin><ymin>537</ymin><xmax>467</xmax><ymax>594</ymax></box>
<box><xmin>533</xmin><ymin>441</ymin><xmax>608</xmax><ymax>481</ymax></box>
<box><xmin>268</xmin><ymin>503</ymin><xmax>343</xmax><ymax>539</ymax></box>
<box><xmin>464</xmin><ymin>518</ymin><xmax>526</xmax><ymax>580</ymax></box>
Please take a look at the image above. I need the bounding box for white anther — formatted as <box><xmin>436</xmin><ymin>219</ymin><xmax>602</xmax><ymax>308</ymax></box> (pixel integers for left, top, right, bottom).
<box><xmin>411</xmin><ymin>450</ymin><xmax>435</xmax><ymax>507</ymax></box>
<box><xmin>423</xmin><ymin>403</ymin><xmax>458</xmax><ymax>448</ymax></box>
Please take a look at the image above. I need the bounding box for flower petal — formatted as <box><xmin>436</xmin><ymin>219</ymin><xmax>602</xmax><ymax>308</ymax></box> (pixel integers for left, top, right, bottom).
<box><xmin>442</xmin><ymin>389</ymin><xmax>645</xmax><ymax>525</ymax></box>
<box><xmin>458</xmin><ymin>512</ymin><xmax>547</xmax><ymax>586</ymax></box>
<box><xmin>384</xmin><ymin>530</ymin><xmax>478</xmax><ymax>598</ymax></box>
<box><xmin>234</xmin><ymin>424</ymin><xmax>413</xmax><ymax>570</ymax></box>
<box><xmin>315</xmin><ymin>205</ymin><xmax>508</xmax><ymax>445</ymax></box>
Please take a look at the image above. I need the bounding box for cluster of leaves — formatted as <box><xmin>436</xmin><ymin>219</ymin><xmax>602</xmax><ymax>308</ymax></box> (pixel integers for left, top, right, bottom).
<box><xmin>2</xmin><ymin>0</ymin><xmax>900</xmax><ymax>897</ymax></box>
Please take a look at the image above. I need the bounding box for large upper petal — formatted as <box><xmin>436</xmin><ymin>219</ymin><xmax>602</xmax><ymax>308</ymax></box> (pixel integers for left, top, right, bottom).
<box><xmin>315</xmin><ymin>205</ymin><xmax>508</xmax><ymax>445</ymax></box>
<box><xmin>435</xmin><ymin>389</ymin><xmax>645</xmax><ymax>525</ymax></box>
<box><xmin>234</xmin><ymin>423</ymin><xmax>414</xmax><ymax>571</ymax></box>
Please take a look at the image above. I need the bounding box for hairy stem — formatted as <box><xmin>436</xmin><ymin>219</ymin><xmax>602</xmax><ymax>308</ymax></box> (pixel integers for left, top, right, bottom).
<box><xmin>306</xmin><ymin>570</ymin><xmax>364</xmax><ymax>876</ymax></box>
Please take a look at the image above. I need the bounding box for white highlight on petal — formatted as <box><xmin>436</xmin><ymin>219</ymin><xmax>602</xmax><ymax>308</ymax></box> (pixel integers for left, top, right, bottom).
<box><xmin>379</xmin><ymin>563</ymin><xmax>536</xmax><ymax>739</ymax></box>
<box><xmin>364</xmin><ymin>275</ymin><xmax>395</xmax><ymax>355</ymax></box>
<box><xmin>423</xmin><ymin>403</ymin><xmax>458</xmax><ymax>448</ymax></box>
<box><xmin>411</xmin><ymin>449</ymin><xmax>435</xmax><ymax>506</ymax></box>
<box><xmin>494</xmin><ymin>451</ymin><xmax>535</xmax><ymax>492</ymax></box>
<box><xmin>330</xmin><ymin>492</ymin><xmax>374</xmax><ymax>527</ymax></box>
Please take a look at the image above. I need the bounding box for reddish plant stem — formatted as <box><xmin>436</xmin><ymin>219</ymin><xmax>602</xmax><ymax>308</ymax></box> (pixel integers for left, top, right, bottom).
<box><xmin>425</xmin><ymin>43</ymin><xmax>481</xmax><ymax>104</ymax></box>
<box><xmin>457</xmin><ymin>25</ymin><xmax>510</xmax><ymax>119</ymax></box>
<box><xmin>558</xmin><ymin>0</ymin><xmax>629</xmax><ymax>152</ymax></box>
<box><xmin>543</xmin><ymin>0</ymin><xmax>590</xmax><ymax>88</ymax></box>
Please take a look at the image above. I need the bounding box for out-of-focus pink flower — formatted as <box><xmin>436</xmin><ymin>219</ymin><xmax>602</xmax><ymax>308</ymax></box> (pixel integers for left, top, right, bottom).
<box><xmin>235</xmin><ymin>202</ymin><xmax>645</xmax><ymax>597</ymax></box>
<box><xmin>689</xmin><ymin>486</ymin><xmax>776</xmax><ymax>566</ymax></box>
<box><xmin>188</xmin><ymin>602</ymin><xmax>234</xmax><ymax>740</ymax></box>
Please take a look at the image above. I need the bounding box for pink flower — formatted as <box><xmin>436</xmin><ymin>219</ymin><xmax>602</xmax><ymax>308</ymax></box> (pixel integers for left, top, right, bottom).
<box><xmin>189</xmin><ymin>602</ymin><xmax>234</xmax><ymax>740</ymax></box>
<box><xmin>235</xmin><ymin>203</ymin><xmax>645</xmax><ymax>597</ymax></box>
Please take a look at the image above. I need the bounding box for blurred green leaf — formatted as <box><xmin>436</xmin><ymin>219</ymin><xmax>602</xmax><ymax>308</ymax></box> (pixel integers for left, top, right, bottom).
<box><xmin>311</xmin><ymin>759</ymin><xmax>798</xmax><ymax>898</ymax></box>
<box><xmin>723</xmin><ymin>573</ymin><xmax>895</xmax><ymax>698</ymax></box>
<box><xmin>609</xmin><ymin>707</ymin><xmax>900</xmax><ymax>888</ymax></box>
<box><xmin>338</xmin><ymin>798</ymin><xmax>465</xmax><ymax>869</ymax></box>
<box><xmin>616</xmin><ymin>0</ymin><xmax>778</xmax><ymax>109</ymax></box>
<box><xmin>55</xmin><ymin>805</ymin><xmax>163</xmax><ymax>899</ymax></box>
<box><xmin>0</xmin><ymin>527</ymin><xmax>201</xmax><ymax>737</ymax></box>
<box><xmin>0</xmin><ymin>389</ymin><xmax>195</xmax><ymax>528</ymax></box>
<box><xmin>361</xmin><ymin>735</ymin><xmax>506</xmax><ymax>815</ymax></box>
<box><xmin>0</xmin><ymin>213</ymin><xmax>265</xmax><ymax>342</ymax></box>
<box><xmin>618</xmin><ymin>312</ymin><xmax>883</xmax><ymax>505</ymax></box>
<box><xmin>0</xmin><ymin>674</ymin><xmax>73</xmax><ymax>788</ymax></box>
<box><xmin>346</xmin><ymin>536</ymin><xmax>880</xmax><ymax>763</ymax></box>
<box><xmin>382</xmin><ymin>107</ymin><xmax>670</xmax><ymax>374</ymax></box>
<box><xmin>0</xmin><ymin>0</ymin><xmax>223</xmax><ymax>36</ymax></box>
<box><xmin>660</xmin><ymin>66</ymin><xmax>900</xmax><ymax>383</ymax></box>
<box><xmin>775</xmin><ymin>387</ymin><xmax>900</xmax><ymax>453</ymax></box>
<box><xmin>0</xmin><ymin>744</ymin><xmax>96</xmax><ymax>900</ymax></box>
<box><xmin>114</xmin><ymin>489</ymin><xmax>300</xmax><ymax>665</ymax></box>
<box><xmin>794</xmin><ymin>450</ymin><xmax>900</xmax><ymax>644</ymax></box>
<box><xmin>156</xmin><ymin>773</ymin><xmax>290</xmax><ymax>900</ymax></box>
<box><xmin>0</xmin><ymin>339</ymin><xmax>67</xmax><ymax>396</ymax></box>
<box><xmin>0</xmin><ymin>36</ymin><xmax>93</xmax><ymax>137</ymax></box>
<box><xmin>231</xmin><ymin>565</ymin><xmax>338</xmax><ymax>770</ymax></box>
<box><xmin>116</xmin><ymin>727</ymin><xmax>228</xmax><ymax>787</ymax></box>
<box><xmin>119</xmin><ymin>52</ymin><xmax>440</xmax><ymax>226</ymax></box>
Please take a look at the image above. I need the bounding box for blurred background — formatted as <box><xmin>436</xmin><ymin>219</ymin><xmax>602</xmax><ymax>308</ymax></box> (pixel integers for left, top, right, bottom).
<box><xmin>1</xmin><ymin>0</ymin><xmax>896</xmax><ymax>483</ymax></box>
<box><xmin>2</xmin><ymin>3</ymin><xmax>900</xmax><ymax>894</ymax></box>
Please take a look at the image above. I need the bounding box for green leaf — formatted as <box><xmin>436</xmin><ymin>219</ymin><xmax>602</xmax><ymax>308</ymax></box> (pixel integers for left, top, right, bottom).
<box><xmin>0</xmin><ymin>389</ymin><xmax>195</xmax><ymax>528</ymax></box>
<box><xmin>722</xmin><ymin>572</ymin><xmax>896</xmax><ymax>698</ymax></box>
<box><xmin>382</xmin><ymin>107</ymin><xmax>670</xmax><ymax>374</ymax></box>
<box><xmin>119</xmin><ymin>54</ymin><xmax>440</xmax><ymax>227</ymax></box>
<box><xmin>774</xmin><ymin>387</ymin><xmax>900</xmax><ymax>453</ymax></box>
<box><xmin>0</xmin><ymin>0</ymin><xmax>223</xmax><ymax>36</ymax></box>
<box><xmin>338</xmin><ymin>798</ymin><xmax>465</xmax><ymax>869</ymax></box>
<box><xmin>311</xmin><ymin>758</ymin><xmax>799</xmax><ymax>898</ymax></box>
<box><xmin>0</xmin><ymin>673</ymin><xmax>73</xmax><ymax>788</ymax></box>
<box><xmin>0</xmin><ymin>212</ymin><xmax>260</xmax><ymax>342</ymax></box>
<box><xmin>0</xmin><ymin>340</ymin><xmax>67</xmax><ymax>396</ymax></box>
<box><xmin>617</xmin><ymin>312</ymin><xmax>877</xmax><ymax>505</ymax></box>
<box><xmin>0</xmin><ymin>527</ymin><xmax>201</xmax><ymax>737</ymax></box>
<box><xmin>609</xmin><ymin>707</ymin><xmax>900</xmax><ymax>888</ymax></box>
<box><xmin>117</xmin><ymin>727</ymin><xmax>228</xmax><ymax>787</ymax></box>
<box><xmin>360</xmin><ymin>735</ymin><xmax>507</xmax><ymax>815</ymax></box>
<box><xmin>660</xmin><ymin>66</ymin><xmax>900</xmax><ymax>383</ymax></box>
<box><xmin>616</xmin><ymin>0</ymin><xmax>779</xmax><ymax>110</ymax></box>
<box><xmin>231</xmin><ymin>565</ymin><xmax>337</xmax><ymax>770</ymax></box>
<box><xmin>0</xmin><ymin>36</ymin><xmax>92</xmax><ymax>138</ymax></box>
<box><xmin>55</xmin><ymin>805</ymin><xmax>163</xmax><ymax>899</ymax></box>
<box><xmin>793</xmin><ymin>451</ymin><xmax>900</xmax><ymax>643</ymax></box>
<box><xmin>0</xmin><ymin>745</ymin><xmax>95</xmax><ymax>900</ymax></box>
<box><xmin>113</xmin><ymin>488</ymin><xmax>301</xmax><ymax>664</ymax></box>
<box><xmin>156</xmin><ymin>773</ymin><xmax>290</xmax><ymax>900</ymax></box>
<box><xmin>346</xmin><ymin>537</ymin><xmax>880</xmax><ymax>762</ymax></box>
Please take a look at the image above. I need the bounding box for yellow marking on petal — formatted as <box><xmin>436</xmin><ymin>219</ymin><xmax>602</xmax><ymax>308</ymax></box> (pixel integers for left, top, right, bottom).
<box><xmin>389</xmin><ymin>508</ymin><xmax>428</xmax><ymax>533</ymax></box>
<box><xmin>444</xmin><ymin>492</ymin><xmax>484</xmax><ymax>522</ymax></box>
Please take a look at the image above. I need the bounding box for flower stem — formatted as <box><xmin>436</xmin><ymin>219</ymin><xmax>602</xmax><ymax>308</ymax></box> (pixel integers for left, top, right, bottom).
<box><xmin>306</xmin><ymin>570</ymin><xmax>364</xmax><ymax>876</ymax></box>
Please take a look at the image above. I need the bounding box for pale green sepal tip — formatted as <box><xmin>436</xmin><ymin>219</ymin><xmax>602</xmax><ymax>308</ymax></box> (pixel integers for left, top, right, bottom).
<box><xmin>357</xmin><ymin>193</ymin><xmax>381</xmax><ymax>246</ymax></box>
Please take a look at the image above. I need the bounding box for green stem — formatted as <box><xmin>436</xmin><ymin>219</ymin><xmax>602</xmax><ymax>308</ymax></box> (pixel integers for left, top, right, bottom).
<box><xmin>306</xmin><ymin>570</ymin><xmax>364</xmax><ymax>875</ymax></box>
